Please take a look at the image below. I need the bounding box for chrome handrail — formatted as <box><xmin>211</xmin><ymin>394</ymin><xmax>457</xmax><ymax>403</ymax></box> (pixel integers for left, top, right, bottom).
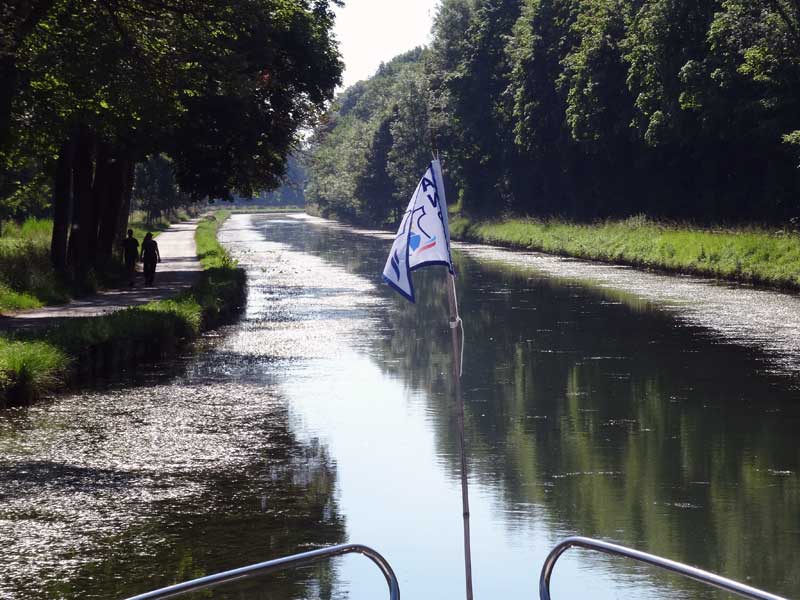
<box><xmin>539</xmin><ymin>536</ymin><xmax>788</xmax><ymax>600</ymax></box>
<box><xmin>125</xmin><ymin>543</ymin><xmax>400</xmax><ymax>600</ymax></box>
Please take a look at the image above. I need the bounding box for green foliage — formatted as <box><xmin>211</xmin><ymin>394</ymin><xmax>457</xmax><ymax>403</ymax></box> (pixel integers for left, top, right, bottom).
<box><xmin>261</xmin><ymin>154</ymin><xmax>308</xmax><ymax>205</ymax></box>
<box><xmin>560</xmin><ymin>0</ymin><xmax>633</xmax><ymax>146</ymax></box>
<box><xmin>1</xmin><ymin>0</ymin><xmax>342</xmax><ymax>281</ymax></box>
<box><xmin>0</xmin><ymin>338</ymin><xmax>69</xmax><ymax>405</ymax></box>
<box><xmin>430</xmin><ymin>0</ymin><xmax>523</xmax><ymax>214</ymax></box>
<box><xmin>305</xmin><ymin>48</ymin><xmax>430</xmax><ymax>226</ymax></box>
<box><xmin>307</xmin><ymin>0</ymin><xmax>800</xmax><ymax>226</ymax></box>
<box><xmin>0</xmin><ymin>163</ymin><xmax>51</xmax><ymax>222</ymax></box>
<box><xmin>133</xmin><ymin>155</ymin><xmax>190</xmax><ymax>224</ymax></box>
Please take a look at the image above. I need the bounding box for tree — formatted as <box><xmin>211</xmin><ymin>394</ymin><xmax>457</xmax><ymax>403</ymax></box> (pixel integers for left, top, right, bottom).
<box><xmin>306</xmin><ymin>0</ymin><xmax>800</xmax><ymax>225</ymax></box>
<box><xmin>133</xmin><ymin>155</ymin><xmax>185</xmax><ymax>224</ymax></box>
<box><xmin>387</xmin><ymin>68</ymin><xmax>433</xmax><ymax>221</ymax></box>
<box><xmin>428</xmin><ymin>0</ymin><xmax>523</xmax><ymax>215</ymax></box>
<box><xmin>506</xmin><ymin>0</ymin><xmax>579</xmax><ymax>215</ymax></box>
<box><xmin>306</xmin><ymin>48</ymin><xmax>428</xmax><ymax>225</ymax></box>
<box><xmin>4</xmin><ymin>0</ymin><xmax>342</xmax><ymax>277</ymax></box>
<box><xmin>558</xmin><ymin>0</ymin><xmax>638</xmax><ymax>216</ymax></box>
<box><xmin>354</xmin><ymin>114</ymin><xmax>396</xmax><ymax>225</ymax></box>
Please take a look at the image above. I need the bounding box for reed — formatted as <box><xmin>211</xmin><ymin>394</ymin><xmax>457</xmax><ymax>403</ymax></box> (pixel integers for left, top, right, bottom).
<box><xmin>0</xmin><ymin>338</ymin><xmax>69</xmax><ymax>406</ymax></box>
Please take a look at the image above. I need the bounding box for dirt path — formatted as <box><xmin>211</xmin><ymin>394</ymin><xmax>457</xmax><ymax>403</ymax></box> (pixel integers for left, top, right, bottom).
<box><xmin>0</xmin><ymin>219</ymin><xmax>202</xmax><ymax>331</ymax></box>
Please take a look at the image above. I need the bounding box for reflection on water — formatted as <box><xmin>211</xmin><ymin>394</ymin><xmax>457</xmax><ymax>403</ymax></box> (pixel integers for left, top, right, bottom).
<box><xmin>1</xmin><ymin>213</ymin><xmax>799</xmax><ymax>600</ymax></box>
<box><xmin>236</xmin><ymin>214</ymin><xmax>799</xmax><ymax>599</ymax></box>
<box><xmin>0</xmin><ymin>263</ymin><xmax>347</xmax><ymax>596</ymax></box>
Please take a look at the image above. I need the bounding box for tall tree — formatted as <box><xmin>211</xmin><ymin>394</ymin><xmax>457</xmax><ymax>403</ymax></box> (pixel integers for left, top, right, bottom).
<box><xmin>6</xmin><ymin>0</ymin><xmax>342</xmax><ymax>275</ymax></box>
<box><xmin>507</xmin><ymin>0</ymin><xmax>579</xmax><ymax>215</ymax></box>
<box><xmin>428</xmin><ymin>0</ymin><xmax>523</xmax><ymax>214</ymax></box>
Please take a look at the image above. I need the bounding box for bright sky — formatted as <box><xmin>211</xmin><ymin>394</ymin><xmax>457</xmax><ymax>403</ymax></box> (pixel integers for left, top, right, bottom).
<box><xmin>333</xmin><ymin>0</ymin><xmax>441</xmax><ymax>89</ymax></box>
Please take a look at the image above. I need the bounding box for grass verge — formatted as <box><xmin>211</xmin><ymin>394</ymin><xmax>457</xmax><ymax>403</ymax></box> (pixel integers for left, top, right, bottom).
<box><xmin>0</xmin><ymin>210</ymin><xmax>245</xmax><ymax>406</ymax></box>
<box><xmin>450</xmin><ymin>214</ymin><xmax>800</xmax><ymax>289</ymax></box>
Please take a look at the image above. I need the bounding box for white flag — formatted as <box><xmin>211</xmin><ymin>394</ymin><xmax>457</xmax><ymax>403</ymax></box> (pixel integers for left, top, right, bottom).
<box><xmin>383</xmin><ymin>159</ymin><xmax>454</xmax><ymax>302</ymax></box>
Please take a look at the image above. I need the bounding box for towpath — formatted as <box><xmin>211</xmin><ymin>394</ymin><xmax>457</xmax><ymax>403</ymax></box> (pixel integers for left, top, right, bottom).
<box><xmin>0</xmin><ymin>219</ymin><xmax>202</xmax><ymax>331</ymax></box>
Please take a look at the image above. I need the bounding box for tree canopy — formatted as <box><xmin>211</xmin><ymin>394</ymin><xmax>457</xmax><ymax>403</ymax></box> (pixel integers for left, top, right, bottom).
<box><xmin>307</xmin><ymin>0</ymin><xmax>800</xmax><ymax>226</ymax></box>
<box><xmin>1</xmin><ymin>0</ymin><xmax>342</xmax><ymax>275</ymax></box>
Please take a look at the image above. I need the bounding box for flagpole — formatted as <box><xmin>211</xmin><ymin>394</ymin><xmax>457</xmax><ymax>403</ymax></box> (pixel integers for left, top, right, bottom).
<box><xmin>380</xmin><ymin>148</ymin><xmax>474</xmax><ymax>599</ymax></box>
<box><xmin>446</xmin><ymin>271</ymin><xmax>474</xmax><ymax>600</ymax></box>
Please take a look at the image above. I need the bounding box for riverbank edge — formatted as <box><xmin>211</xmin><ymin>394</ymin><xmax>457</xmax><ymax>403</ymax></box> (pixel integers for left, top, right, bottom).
<box><xmin>448</xmin><ymin>214</ymin><xmax>800</xmax><ymax>291</ymax></box>
<box><xmin>0</xmin><ymin>211</ymin><xmax>246</xmax><ymax>407</ymax></box>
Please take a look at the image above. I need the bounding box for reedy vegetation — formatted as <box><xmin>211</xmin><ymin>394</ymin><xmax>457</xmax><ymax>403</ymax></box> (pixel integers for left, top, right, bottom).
<box><xmin>0</xmin><ymin>218</ymin><xmax>68</xmax><ymax>310</ymax></box>
<box><xmin>306</xmin><ymin>0</ymin><xmax>800</xmax><ymax>226</ymax></box>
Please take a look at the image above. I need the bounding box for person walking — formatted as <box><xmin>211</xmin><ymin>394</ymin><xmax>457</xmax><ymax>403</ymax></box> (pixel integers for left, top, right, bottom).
<box><xmin>140</xmin><ymin>232</ymin><xmax>161</xmax><ymax>286</ymax></box>
<box><xmin>122</xmin><ymin>229</ymin><xmax>139</xmax><ymax>286</ymax></box>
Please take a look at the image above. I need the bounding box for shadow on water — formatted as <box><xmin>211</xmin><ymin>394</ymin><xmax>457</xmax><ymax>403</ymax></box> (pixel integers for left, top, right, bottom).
<box><xmin>253</xmin><ymin>215</ymin><xmax>800</xmax><ymax>598</ymax></box>
<box><xmin>50</xmin><ymin>440</ymin><xmax>344</xmax><ymax>600</ymax></box>
<box><xmin>0</xmin><ymin>325</ymin><xmax>346</xmax><ymax>599</ymax></box>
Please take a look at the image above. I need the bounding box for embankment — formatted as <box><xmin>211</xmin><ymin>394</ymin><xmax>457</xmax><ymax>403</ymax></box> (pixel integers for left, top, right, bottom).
<box><xmin>0</xmin><ymin>211</ymin><xmax>245</xmax><ymax>406</ymax></box>
<box><xmin>449</xmin><ymin>214</ymin><xmax>800</xmax><ymax>290</ymax></box>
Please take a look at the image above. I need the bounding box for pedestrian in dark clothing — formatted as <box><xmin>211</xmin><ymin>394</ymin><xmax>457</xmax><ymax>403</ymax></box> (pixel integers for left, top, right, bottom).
<box><xmin>140</xmin><ymin>232</ymin><xmax>161</xmax><ymax>286</ymax></box>
<box><xmin>122</xmin><ymin>229</ymin><xmax>139</xmax><ymax>286</ymax></box>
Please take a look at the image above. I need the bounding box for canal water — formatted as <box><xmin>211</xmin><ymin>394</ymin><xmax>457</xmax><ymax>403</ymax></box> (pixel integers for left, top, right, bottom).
<box><xmin>1</xmin><ymin>213</ymin><xmax>799</xmax><ymax>599</ymax></box>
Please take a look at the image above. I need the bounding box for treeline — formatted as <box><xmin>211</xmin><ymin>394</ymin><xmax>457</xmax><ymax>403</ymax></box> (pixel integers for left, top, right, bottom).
<box><xmin>307</xmin><ymin>0</ymin><xmax>800</xmax><ymax>227</ymax></box>
<box><xmin>0</xmin><ymin>0</ymin><xmax>341</xmax><ymax>279</ymax></box>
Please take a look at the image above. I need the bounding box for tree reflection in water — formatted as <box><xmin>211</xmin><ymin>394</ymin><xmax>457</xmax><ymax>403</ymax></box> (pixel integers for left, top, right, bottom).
<box><xmin>270</xmin><ymin>217</ymin><xmax>800</xmax><ymax>598</ymax></box>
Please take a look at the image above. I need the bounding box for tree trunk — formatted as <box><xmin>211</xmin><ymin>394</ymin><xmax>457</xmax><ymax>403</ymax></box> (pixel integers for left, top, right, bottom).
<box><xmin>50</xmin><ymin>136</ymin><xmax>75</xmax><ymax>270</ymax></box>
<box><xmin>97</xmin><ymin>156</ymin><xmax>127</xmax><ymax>258</ymax></box>
<box><xmin>89</xmin><ymin>141</ymin><xmax>111</xmax><ymax>263</ymax></box>
<box><xmin>0</xmin><ymin>58</ymin><xmax>19</xmax><ymax>153</ymax></box>
<box><xmin>114</xmin><ymin>160</ymin><xmax>135</xmax><ymax>252</ymax></box>
<box><xmin>67</xmin><ymin>126</ymin><xmax>96</xmax><ymax>276</ymax></box>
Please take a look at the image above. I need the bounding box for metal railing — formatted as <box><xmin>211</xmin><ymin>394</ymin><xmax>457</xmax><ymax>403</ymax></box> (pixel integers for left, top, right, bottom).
<box><xmin>124</xmin><ymin>543</ymin><xmax>400</xmax><ymax>600</ymax></box>
<box><xmin>539</xmin><ymin>536</ymin><xmax>788</xmax><ymax>600</ymax></box>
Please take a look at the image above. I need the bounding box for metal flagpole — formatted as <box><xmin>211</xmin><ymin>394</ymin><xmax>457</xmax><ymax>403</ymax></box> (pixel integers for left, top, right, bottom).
<box><xmin>446</xmin><ymin>270</ymin><xmax>474</xmax><ymax>600</ymax></box>
<box><xmin>429</xmin><ymin>141</ymin><xmax>473</xmax><ymax>599</ymax></box>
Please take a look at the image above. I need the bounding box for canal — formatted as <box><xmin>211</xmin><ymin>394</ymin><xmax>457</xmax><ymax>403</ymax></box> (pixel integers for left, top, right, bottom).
<box><xmin>1</xmin><ymin>213</ymin><xmax>799</xmax><ymax>599</ymax></box>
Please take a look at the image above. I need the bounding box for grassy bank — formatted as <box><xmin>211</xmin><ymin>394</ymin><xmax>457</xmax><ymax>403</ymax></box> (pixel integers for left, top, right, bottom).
<box><xmin>0</xmin><ymin>211</ymin><xmax>245</xmax><ymax>406</ymax></box>
<box><xmin>450</xmin><ymin>214</ymin><xmax>800</xmax><ymax>289</ymax></box>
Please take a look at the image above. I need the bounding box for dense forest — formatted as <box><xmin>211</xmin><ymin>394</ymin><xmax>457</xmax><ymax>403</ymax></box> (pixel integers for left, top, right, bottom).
<box><xmin>306</xmin><ymin>0</ymin><xmax>800</xmax><ymax>227</ymax></box>
<box><xmin>0</xmin><ymin>0</ymin><xmax>341</xmax><ymax>279</ymax></box>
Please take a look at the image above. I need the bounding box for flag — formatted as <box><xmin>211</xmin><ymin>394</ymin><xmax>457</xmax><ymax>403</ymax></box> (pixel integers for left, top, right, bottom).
<box><xmin>383</xmin><ymin>159</ymin><xmax>454</xmax><ymax>302</ymax></box>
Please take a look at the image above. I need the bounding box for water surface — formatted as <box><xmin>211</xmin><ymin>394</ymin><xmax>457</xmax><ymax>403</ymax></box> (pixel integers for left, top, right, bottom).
<box><xmin>1</xmin><ymin>213</ymin><xmax>799</xmax><ymax>599</ymax></box>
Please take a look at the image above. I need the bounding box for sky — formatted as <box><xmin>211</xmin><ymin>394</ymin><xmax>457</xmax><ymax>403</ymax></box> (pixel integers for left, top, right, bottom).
<box><xmin>333</xmin><ymin>0</ymin><xmax>441</xmax><ymax>89</ymax></box>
